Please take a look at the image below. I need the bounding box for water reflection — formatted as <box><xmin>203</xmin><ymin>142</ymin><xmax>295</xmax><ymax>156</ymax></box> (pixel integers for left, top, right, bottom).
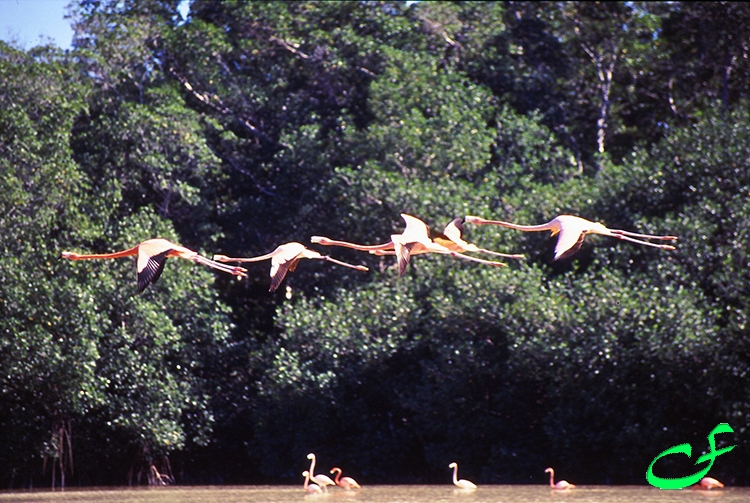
<box><xmin>0</xmin><ymin>485</ymin><xmax>746</xmax><ymax>503</ymax></box>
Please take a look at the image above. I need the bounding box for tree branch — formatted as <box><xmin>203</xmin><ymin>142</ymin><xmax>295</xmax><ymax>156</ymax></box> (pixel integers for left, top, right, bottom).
<box><xmin>168</xmin><ymin>66</ymin><xmax>279</xmax><ymax>146</ymax></box>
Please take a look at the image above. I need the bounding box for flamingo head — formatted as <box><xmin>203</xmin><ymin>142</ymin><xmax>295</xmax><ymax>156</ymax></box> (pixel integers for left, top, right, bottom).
<box><xmin>545</xmin><ymin>468</ymin><xmax>553</xmax><ymax>474</ymax></box>
<box><xmin>449</xmin><ymin>462</ymin><xmax>457</xmax><ymax>469</ymax></box>
<box><xmin>213</xmin><ymin>254</ymin><xmax>231</xmax><ymax>262</ymax></box>
<box><xmin>307</xmin><ymin>453</ymin><xmax>315</xmax><ymax>460</ymax></box>
<box><xmin>463</xmin><ymin>215</ymin><xmax>486</xmax><ymax>225</ymax></box>
<box><xmin>310</xmin><ymin>236</ymin><xmax>329</xmax><ymax>245</ymax></box>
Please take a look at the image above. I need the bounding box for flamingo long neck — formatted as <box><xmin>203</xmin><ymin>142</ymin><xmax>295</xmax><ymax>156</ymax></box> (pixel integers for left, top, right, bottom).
<box><xmin>220</xmin><ymin>251</ymin><xmax>278</xmax><ymax>263</ymax></box>
<box><xmin>548</xmin><ymin>469</ymin><xmax>555</xmax><ymax>488</ymax></box>
<box><xmin>314</xmin><ymin>237</ymin><xmax>392</xmax><ymax>251</ymax></box>
<box><xmin>491</xmin><ymin>220</ymin><xmax>557</xmax><ymax>233</ymax></box>
<box><xmin>453</xmin><ymin>465</ymin><xmax>459</xmax><ymax>485</ymax></box>
<box><xmin>303</xmin><ymin>472</ymin><xmax>310</xmax><ymax>490</ymax></box>
<box><xmin>63</xmin><ymin>245</ymin><xmax>139</xmax><ymax>260</ymax></box>
<box><xmin>332</xmin><ymin>468</ymin><xmax>341</xmax><ymax>484</ymax></box>
<box><xmin>309</xmin><ymin>455</ymin><xmax>317</xmax><ymax>476</ymax></box>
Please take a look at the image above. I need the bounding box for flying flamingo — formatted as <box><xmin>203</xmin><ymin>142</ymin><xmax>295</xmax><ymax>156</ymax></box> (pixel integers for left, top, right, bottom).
<box><xmin>433</xmin><ymin>217</ymin><xmax>525</xmax><ymax>260</ymax></box>
<box><xmin>330</xmin><ymin>467</ymin><xmax>361</xmax><ymax>489</ymax></box>
<box><xmin>692</xmin><ymin>477</ymin><xmax>724</xmax><ymax>490</ymax></box>
<box><xmin>314</xmin><ymin>214</ymin><xmax>509</xmax><ymax>276</ymax></box>
<box><xmin>448</xmin><ymin>462</ymin><xmax>477</xmax><ymax>490</ymax></box>
<box><xmin>302</xmin><ymin>471</ymin><xmax>323</xmax><ymax>493</ymax></box>
<box><xmin>61</xmin><ymin>238</ymin><xmax>247</xmax><ymax>293</ymax></box>
<box><xmin>310</xmin><ymin>236</ymin><xmax>395</xmax><ymax>253</ymax></box>
<box><xmin>306</xmin><ymin>453</ymin><xmax>335</xmax><ymax>492</ymax></box>
<box><xmin>545</xmin><ymin>467</ymin><xmax>575</xmax><ymax>490</ymax></box>
<box><xmin>465</xmin><ymin>214</ymin><xmax>678</xmax><ymax>260</ymax></box>
<box><xmin>375</xmin><ymin>214</ymin><xmax>511</xmax><ymax>276</ymax></box>
<box><xmin>214</xmin><ymin>242</ymin><xmax>368</xmax><ymax>292</ymax></box>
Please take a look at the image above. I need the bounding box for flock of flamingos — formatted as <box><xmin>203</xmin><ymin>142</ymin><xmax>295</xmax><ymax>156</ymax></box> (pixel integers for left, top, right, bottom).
<box><xmin>302</xmin><ymin>452</ymin><xmax>724</xmax><ymax>493</ymax></box>
<box><xmin>61</xmin><ymin>212</ymin><xmax>679</xmax><ymax>293</ymax></box>
<box><xmin>62</xmin><ymin>212</ymin><xmax>725</xmax><ymax>490</ymax></box>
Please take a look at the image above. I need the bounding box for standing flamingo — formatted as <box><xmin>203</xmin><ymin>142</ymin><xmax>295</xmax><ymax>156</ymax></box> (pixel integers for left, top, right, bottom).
<box><xmin>433</xmin><ymin>217</ymin><xmax>525</xmax><ymax>260</ymax></box>
<box><xmin>214</xmin><ymin>242</ymin><xmax>368</xmax><ymax>292</ymax></box>
<box><xmin>545</xmin><ymin>467</ymin><xmax>575</xmax><ymax>490</ymax></box>
<box><xmin>448</xmin><ymin>462</ymin><xmax>477</xmax><ymax>489</ymax></box>
<box><xmin>465</xmin><ymin>214</ymin><xmax>677</xmax><ymax>260</ymax></box>
<box><xmin>306</xmin><ymin>453</ymin><xmax>335</xmax><ymax>492</ymax></box>
<box><xmin>302</xmin><ymin>471</ymin><xmax>323</xmax><ymax>493</ymax></box>
<box><xmin>61</xmin><ymin>238</ymin><xmax>247</xmax><ymax>293</ymax></box>
<box><xmin>330</xmin><ymin>467</ymin><xmax>361</xmax><ymax>489</ymax></box>
<box><xmin>692</xmin><ymin>477</ymin><xmax>725</xmax><ymax>490</ymax></box>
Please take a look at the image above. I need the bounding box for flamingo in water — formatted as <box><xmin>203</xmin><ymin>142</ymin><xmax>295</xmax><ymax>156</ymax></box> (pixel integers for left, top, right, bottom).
<box><xmin>692</xmin><ymin>477</ymin><xmax>724</xmax><ymax>490</ymax></box>
<box><xmin>330</xmin><ymin>467</ymin><xmax>361</xmax><ymax>489</ymax></box>
<box><xmin>302</xmin><ymin>470</ymin><xmax>323</xmax><ymax>493</ymax></box>
<box><xmin>214</xmin><ymin>242</ymin><xmax>368</xmax><ymax>292</ymax></box>
<box><xmin>312</xmin><ymin>214</ymin><xmax>509</xmax><ymax>276</ymax></box>
<box><xmin>545</xmin><ymin>467</ymin><xmax>575</xmax><ymax>490</ymax></box>
<box><xmin>61</xmin><ymin>238</ymin><xmax>247</xmax><ymax>293</ymax></box>
<box><xmin>306</xmin><ymin>453</ymin><xmax>335</xmax><ymax>492</ymax></box>
<box><xmin>449</xmin><ymin>462</ymin><xmax>477</xmax><ymax>490</ymax></box>
<box><xmin>465</xmin><ymin>214</ymin><xmax>678</xmax><ymax>261</ymax></box>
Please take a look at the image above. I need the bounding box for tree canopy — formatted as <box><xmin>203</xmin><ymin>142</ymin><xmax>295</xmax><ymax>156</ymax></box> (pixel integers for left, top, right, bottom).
<box><xmin>1</xmin><ymin>1</ymin><xmax>749</xmax><ymax>488</ymax></box>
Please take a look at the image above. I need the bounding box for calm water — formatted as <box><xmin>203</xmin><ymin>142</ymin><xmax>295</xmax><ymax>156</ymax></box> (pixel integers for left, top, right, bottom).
<box><xmin>0</xmin><ymin>485</ymin><xmax>746</xmax><ymax>503</ymax></box>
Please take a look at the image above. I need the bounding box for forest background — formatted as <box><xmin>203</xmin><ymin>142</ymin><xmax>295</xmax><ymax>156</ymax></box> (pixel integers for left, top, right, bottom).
<box><xmin>1</xmin><ymin>0</ymin><xmax>749</xmax><ymax>489</ymax></box>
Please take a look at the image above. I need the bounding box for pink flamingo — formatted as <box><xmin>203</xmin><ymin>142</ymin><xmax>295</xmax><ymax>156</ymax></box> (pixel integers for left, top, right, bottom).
<box><xmin>330</xmin><ymin>467</ymin><xmax>361</xmax><ymax>489</ymax></box>
<box><xmin>545</xmin><ymin>467</ymin><xmax>575</xmax><ymax>490</ymax></box>
<box><xmin>449</xmin><ymin>462</ymin><xmax>477</xmax><ymax>489</ymax></box>
<box><xmin>314</xmin><ymin>214</ymin><xmax>508</xmax><ymax>276</ymax></box>
<box><xmin>465</xmin><ymin>214</ymin><xmax>677</xmax><ymax>260</ymax></box>
<box><xmin>306</xmin><ymin>453</ymin><xmax>335</xmax><ymax>492</ymax></box>
<box><xmin>434</xmin><ymin>217</ymin><xmax>524</xmax><ymax>260</ymax></box>
<box><xmin>692</xmin><ymin>477</ymin><xmax>724</xmax><ymax>490</ymax></box>
<box><xmin>214</xmin><ymin>242</ymin><xmax>367</xmax><ymax>292</ymax></box>
<box><xmin>62</xmin><ymin>238</ymin><xmax>247</xmax><ymax>292</ymax></box>
<box><xmin>302</xmin><ymin>470</ymin><xmax>323</xmax><ymax>493</ymax></box>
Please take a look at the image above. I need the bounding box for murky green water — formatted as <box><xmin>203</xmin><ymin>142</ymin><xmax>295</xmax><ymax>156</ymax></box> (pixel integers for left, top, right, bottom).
<box><xmin>0</xmin><ymin>485</ymin><xmax>745</xmax><ymax>503</ymax></box>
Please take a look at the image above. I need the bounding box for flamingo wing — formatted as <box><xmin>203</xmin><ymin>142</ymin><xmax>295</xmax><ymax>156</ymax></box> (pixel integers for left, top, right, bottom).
<box><xmin>312</xmin><ymin>473</ymin><xmax>336</xmax><ymax>487</ymax></box>
<box><xmin>442</xmin><ymin>218</ymin><xmax>465</xmax><ymax>243</ymax></box>
<box><xmin>400</xmin><ymin>214</ymin><xmax>430</xmax><ymax>236</ymax></box>
<box><xmin>554</xmin><ymin>230</ymin><xmax>586</xmax><ymax>261</ymax></box>
<box><xmin>269</xmin><ymin>257</ymin><xmax>300</xmax><ymax>292</ymax></box>
<box><xmin>342</xmin><ymin>476</ymin><xmax>361</xmax><ymax>488</ymax></box>
<box><xmin>432</xmin><ymin>232</ymin><xmax>460</xmax><ymax>251</ymax></box>
<box><xmin>701</xmin><ymin>477</ymin><xmax>724</xmax><ymax>489</ymax></box>
<box><xmin>394</xmin><ymin>241</ymin><xmax>417</xmax><ymax>276</ymax></box>
<box><xmin>308</xmin><ymin>483</ymin><xmax>322</xmax><ymax>493</ymax></box>
<box><xmin>137</xmin><ymin>248</ymin><xmax>171</xmax><ymax>293</ymax></box>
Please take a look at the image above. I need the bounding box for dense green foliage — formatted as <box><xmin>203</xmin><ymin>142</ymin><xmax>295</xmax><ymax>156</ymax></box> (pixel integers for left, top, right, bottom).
<box><xmin>1</xmin><ymin>1</ymin><xmax>749</xmax><ymax>487</ymax></box>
